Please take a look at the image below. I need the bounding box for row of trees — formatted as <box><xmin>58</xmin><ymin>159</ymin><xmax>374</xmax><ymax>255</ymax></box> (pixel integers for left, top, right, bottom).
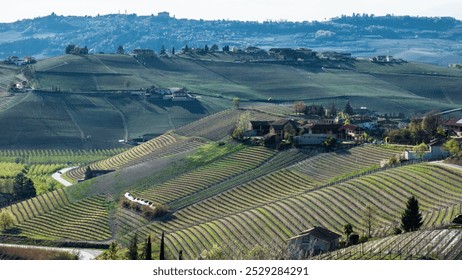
<box><xmin>386</xmin><ymin>113</ymin><xmax>443</xmax><ymax>145</ymax></box>
<box><xmin>293</xmin><ymin>100</ymin><xmax>354</xmax><ymax>117</ymax></box>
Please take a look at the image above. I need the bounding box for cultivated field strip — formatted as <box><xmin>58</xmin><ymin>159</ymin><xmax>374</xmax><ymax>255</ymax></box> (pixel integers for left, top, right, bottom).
<box><xmin>169</xmin><ymin>148</ymin><xmax>319</xmax><ymax>210</ymax></box>
<box><xmin>0</xmin><ymin>148</ymin><xmax>126</xmax><ymax>164</ymax></box>
<box><xmin>113</xmin><ymin>208</ymin><xmax>150</xmax><ymax>238</ymax></box>
<box><xmin>317</xmin><ymin>229</ymin><xmax>462</xmax><ymax>260</ymax></box>
<box><xmin>120</xmin><ymin>137</ymin><xmax>206</xmax><ymax>168</ymax></box>
<box><xmin>291</xmin><ymin>145</ymin><xmax>401</xmax><ymax>184</ymax></box>
<box><xmin>132</xmin><ymin>146</ymin><xmax>277</xmax><ymax>205</ymax></box>
<box><xmin>2</xmin><ymin>188</ymin><xmax>70</xmax><ymax>224</ymax></box>
<box><xmin>174</xmin><ymin>109</ymin><xmax>278</xmax><ymax>141</ymax></box>
<box><xmin>16</xmin><ymin>195</ymin><xmax>112</xmax><ymax>241</ymax></box>
<box><xmin>66</xmin><ymin>133</ymin><xmax>178</xmax><ymax>180</ymax></box>
<box><xmin>132</xmin><ymin>163</ymin><xmax>462</xmax><ymax>259</ymax></box>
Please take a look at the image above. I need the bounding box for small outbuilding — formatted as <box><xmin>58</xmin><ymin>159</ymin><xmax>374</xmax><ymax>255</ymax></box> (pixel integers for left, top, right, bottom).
<box><xmin>287</xmin><ymin>226</ymin><xmax>341</xmax><ymax>259</ymax></box>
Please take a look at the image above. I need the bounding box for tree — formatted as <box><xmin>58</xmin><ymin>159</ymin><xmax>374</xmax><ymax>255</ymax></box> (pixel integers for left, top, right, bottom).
<box><xmin>84</xmin><ymin>166</ymin><xmax>94</xmax><ymax>180</ymax></box>
<box><xmin>322</xmin><ymin>136</ymin><xmax>336</xmax><ymax>151</ymax></box>
<box><xmin>144</xmin><ymin>235</ymin><xmax>152</xmax><ymax>260</ymax></box>
<box><xmin>343</xmin><ymin>223</ymin><xmax>353</xmax><ymax>245</ymax></box>
<box><xmin>401</xmin><ymin>196</ymin><xmax>423</xmax><ymax>232</ymax></box>
<box><xmin>12</xmin><ymin>173</ymin><xmax>36</xmax><ymax>201</ymax></box>
<box><xmin>172</xmin><ymin>47</ymin><xmax>175</xmax><ymax>55</ymax></box>
<box><xmin>293</xmin><ymin>101</ymin><xmax>306</xmax><ymax>115</ymax></box>
<box><xmin>210</xmin><ymin>44</ymin><xmax>219</xmax><ymax>52</ymax></box>
<box><xmin>232</xmin><ymin>97</ymin><xmax>240</xmax><ymax>110</ymax></box>
<box><xmin>178</xmin><ymin>250</ymin><xmax>183</xmax><ymax>260</ymax></box>
<box><xmin>223</xmin><ymin>45</ymin><xmax>230</xmax><ymax>52</ymax></box>
<box><xmin>329</xmin><ymin>102</ymin><xmax>337</xmax><ymax>117</ymax></box>
<box><xmin>159</xmin><ymin>231</ymin><xmax>166</xmax><ymax>260</ymax></box>
<box><xmin>117</xmin><ymin>45</ymin><xmax>125</xmax><ymax>54</ymax></box>
<box><xmin>343</xmin><ymin>100</ymin><xmax>354</xmax><ymax>115</ymax></box>
<box><xmin>0</xmin><ymin>209</ymin><xmax>16</xmax><ymax>231</ymax></box>
<box><xmin>160</xmin><ymin>45</ymin><xmax>166</xmax><ymax>56</ymax></box>
<box><xmin>362</xmin><ymin>204</ymin><xmax>377</xmax><ymax>238</ymax></box>
<box><xmin>127</xmin><ymin>234</ymin><xmax>138</xmax><ymax>260</ymax></box>
<box><xmin>232</xmin><ymin>112</ymin><xmax>250</xmax><ymax>139</ymax></box>
<box><xmin>443</xmin><ymin>138</ymin><xmax>461</xmax><ymax>156</ymax></box>
<box><xmin>183</xmin><ymin>44</ymin><xmax>190</xmax><ymax>53</ymax></box>
<box><xmin>204</xmin><ymin>44</ymin><xmax>209</xmax><ymax>53</ymax></box>
<box><xmin>102</xmin><ymin>241</ymin><xmax>119</xmax><ymax>260</ymax></box>
<box><xmin>413</xmin><ymin>142</ymin><xmax>428</xmax><ymax>160</ymax></box>
<box><xmin>317</xmin><ymin>104</ymin><xmax>325</xmax><ymax>117</ymax></box>
<box><xmin>65</xmin><ymin>44</ymin><xmax>75</xmax><ymax>54</ymax></box>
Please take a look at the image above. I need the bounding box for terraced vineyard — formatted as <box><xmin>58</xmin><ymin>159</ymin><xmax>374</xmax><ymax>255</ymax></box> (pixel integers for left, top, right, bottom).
<box><xmin>3</xmin><ymin>188</ymin><xmax>70</xmax><ymax>224</ymax></box>
<box><xmin>317</xmin><ymin>228</ymin><xmax>462</xmax><ymax>260</ymax></box>
<box><xmin>174</xmin><ymin>109</ymin><xmax>278</xmax><ymax>141</ymax></box>
<box><xmin>0</xmin><ymin>148</ymin><xmax>126</xmax><ymax>164</ymax></box>
<box><xmin>291</xmin><ymin>145</ymin><xmax>401</xmax><ymax>184</ymax></box>
<box><xmin>129</xmin><ymin>163</ymin><xmax>462</xmax><ymax>259</ymax></box>
<box><xmin>66</xmin><ymin>133</ymin><xmax>180</xmax><ymax>180</ymax></box>
<box><xmin>131</xmin><ymin>146</ymin><xmax>277</xmax><ymax>206</ymax></box>
<box><xmin>15</xmin><ymin>195</ymin><xmax>111</xmax><ymax>241</ymax></box>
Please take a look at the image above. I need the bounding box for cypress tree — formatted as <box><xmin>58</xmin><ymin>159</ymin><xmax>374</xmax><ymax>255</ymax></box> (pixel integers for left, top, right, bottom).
<box><xmin>127</xmin><ymin>234</ymin><xmax>138</xmax><ymax>260</ymax></box>
<box><xmin>159</xmin><ymin>231</ymin><xmax>165</xmax><ymax>260</ymax></box>
<box><xmin>145</xmin><ymin>235</ymin><xmax>152</xmax><ymax>260</ymax></box>
<box><xmin>401</xmin><ymin>196</ymin><xmax>423</xmax><ymax>232</ymax></box>
<box><xmin>178</xmin><ymin>250</ymin><xmax>183</xmax><ymax>260</ymax></box>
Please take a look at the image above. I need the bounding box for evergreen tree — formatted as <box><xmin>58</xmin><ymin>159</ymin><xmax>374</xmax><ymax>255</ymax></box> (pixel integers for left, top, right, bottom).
<box><xmin>145</xmin><ymin>235</ymin><xmax>152</xmax><ymax>260</ymax></box>
<box><xmin>84</xmin><ymin>166</ymin><xmax>94</xmax><ymax>180</ymax></box>
<box><xmin>106</xmin><ymin>241</ymin><xmax>119</xmax><ymax>260</ymax></box>
<box><xmin>160</xmin><ymin>45</ymin><xmax>166</xmax><ymax>56</ymax></box>
<box><xmin>178</xmin><ymin>250</ymin><xmax>183</xmax><ymax>260</ymax></box>
<box><xmin>159</xmin><ymin>231</ymin><xmax>165</xmax><ymax>260</ymax></box>
<box><xmin>204</xmin><ymin>44</ymin><xmax>209</xmax><ymax>53</ymax></box>
<box><xmin>117</xmin><ymin>45</ymin><xmax>125</xmax><ymax>54</ymax></box>
<box><xmin>401</xmin><ymin>196</ymin><xmax>423</xmax><ymax>232</ymax></box>
<box><xmin>344</xmin><ymin>100</ymin><xmax>354</xmax><ymax>115</ymax></box>
<box><xmin>172</xmin><ymin>47</ymin><xmax>175</xmax><ymax>55</ymax></box>
<box><xmin>12</xmin><ymin>173</ymin><xmax>36</xmax><ymax>200</ymax></box>
<box><xmin>127</xmin><ymin>234</ymin><xmax>138</xmax><ymax>260</ymax></box>
<box><xmin>343</xmin><ymin>223</ymin><xmax>353</xmax><ymax>245</ymax></box>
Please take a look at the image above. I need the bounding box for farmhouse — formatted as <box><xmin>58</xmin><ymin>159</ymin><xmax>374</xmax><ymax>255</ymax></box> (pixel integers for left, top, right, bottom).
<box><xmin>269</xmin><ymin>119</ymin><xmax>298</xmax><ymax>139</ymax></box>
<box><xmin>445</xmin><ymin>118</ymin><xmax>462</xmax><ymax>137</ymax></box>
<box><xmin>287</xmin><ymin>226</ymin><xmax>341</xmax><ymax>258</ymax></box>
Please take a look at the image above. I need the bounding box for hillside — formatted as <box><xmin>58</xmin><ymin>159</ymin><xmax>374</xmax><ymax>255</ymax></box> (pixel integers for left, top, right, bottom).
<box><xmin>1</xmin><ymin>14</ymin><xmax>462</xmax><ymax>65</ymax></box>
<box><xmin>0</xmin><ymin>107</ymin><xmax>462</xmax><ymax>259</ymax></box>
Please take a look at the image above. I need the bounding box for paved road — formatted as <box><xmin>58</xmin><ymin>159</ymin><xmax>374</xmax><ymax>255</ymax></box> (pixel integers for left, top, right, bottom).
<box><xmin>52</xmin><ymin>166</ymin><xmax>79</xmax><ymax>187</ymax></box>
<box><xmin>0</xmin><ymin>243</ymin><xmax>103</xmax><ymax>260</ymax></box>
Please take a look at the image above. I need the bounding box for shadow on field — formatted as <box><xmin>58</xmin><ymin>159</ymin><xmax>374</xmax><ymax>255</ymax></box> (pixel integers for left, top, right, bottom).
<box><xmin>155</xmin><ymin>100</ymin><xmax>208</xmax><ymax>114</ymax></box>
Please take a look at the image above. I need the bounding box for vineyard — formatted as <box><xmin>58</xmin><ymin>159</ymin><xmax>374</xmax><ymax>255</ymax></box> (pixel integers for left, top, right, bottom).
<box><xmin>16</xmin><ymin>195</ymin><xmax>112</xmax><ymax>241</ymax></box>
<box><xmin>131</xmin><ymin>146</ymin><xmax>277</xmax><ymax>206</ymax></box>
<box><xmin>65</xmin><ymin>133</ymin><xmax>197</xmax><ymax>181</ymax></box>
<box><xmin>317</xmin><ymin>228</ymin><xmax>462</xmax><ymax>260</ymax></box>
<box><xmin>122</xmin><ymin>161</ymin><xmax>462</xmax><ymax>259</ymax></box>
<box><xmin>174</xmin><ymin>109</ymin><xmax>279</xmax><ymax>141</ymax></box>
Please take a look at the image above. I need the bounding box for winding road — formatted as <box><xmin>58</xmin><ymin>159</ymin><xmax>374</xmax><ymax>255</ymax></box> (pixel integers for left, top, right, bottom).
<box><xmin>52</xmin><ymin>166</ymin><xmax>79</xmax><ymax>187</ymax></box>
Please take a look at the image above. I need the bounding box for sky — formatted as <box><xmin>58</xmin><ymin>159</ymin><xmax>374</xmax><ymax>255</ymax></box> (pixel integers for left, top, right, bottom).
<box><xmin>0</xmin><ymin>0</ymin><xmax>461</xmax><ymax>23</ymax></box>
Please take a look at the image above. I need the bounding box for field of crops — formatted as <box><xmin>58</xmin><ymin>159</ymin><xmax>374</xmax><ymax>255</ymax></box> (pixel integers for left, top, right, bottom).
<box><xmin>127</xmin><ymin>162</ymin><xmax>462</xmax><ymax>259</ymax></box>
<box><xmin>318</xmin><ymin>228</ymin><xmax>462</xmax><ymax>260</ymax></box>
<box><xmin>131</xmin><ymin>146</ymin><xmax>277</xmax><ymax>206</ymax></box>
<box><xmin>66</xmin><ymin>133</ymin><xmax>182</xmax><ymax>180</ymax></box>
<box><xmin>174</xmin><ymin>109</ymin><xmax>278</xmax><ymax>141</ymax></box>
<box><xmin>15</xmin><ymin>195</ymin><xmax>112</xmax><ymax>241</ymax></box>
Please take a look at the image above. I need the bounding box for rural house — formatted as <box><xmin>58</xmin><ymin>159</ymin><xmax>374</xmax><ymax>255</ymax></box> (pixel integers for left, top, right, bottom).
<box><xmin>287</xmin><ymin>226</ymin><xmax>341</xmax><ymax>258</ymax></box>
<box><xmin>248</xmin><ymin>120</ymin><xmax>272</xmax><ymax>136</ymax></box>
<box><xmin>445</xmin><ymin>118</ymin><xmax>462</xmax><ymax>137</ymax></box>
<box><xmin>269</xmin><ymin>119</ymin><xmax>299</xmax><ymax>140</ymax></box>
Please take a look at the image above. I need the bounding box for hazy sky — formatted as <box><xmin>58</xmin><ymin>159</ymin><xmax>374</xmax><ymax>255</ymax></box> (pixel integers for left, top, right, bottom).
<box><xmin>1</xmin><ymin>0</ymin><xmax>461</xmax><ymax>23</ymax></box>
